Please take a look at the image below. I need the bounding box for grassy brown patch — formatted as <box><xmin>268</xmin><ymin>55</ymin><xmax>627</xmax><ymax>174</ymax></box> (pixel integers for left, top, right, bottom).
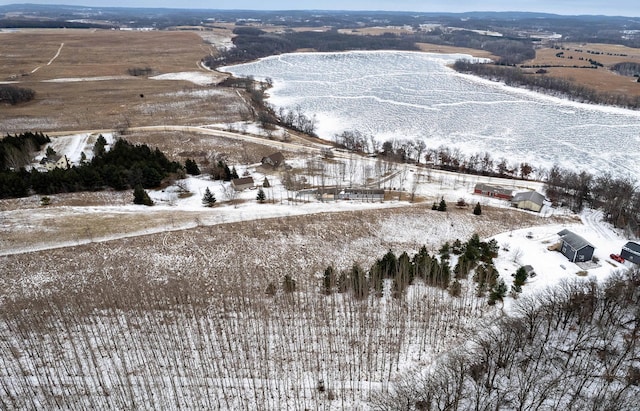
<box><xmin>0</xmin><ymin>29</ymin><xmax>246</xmax><ymax>133</ymax></box>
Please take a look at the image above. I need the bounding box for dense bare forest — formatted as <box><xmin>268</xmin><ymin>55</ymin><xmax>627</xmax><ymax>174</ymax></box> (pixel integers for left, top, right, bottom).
<box><xmin>371</xmin><ymin>268</ymin><xmax>640</xmax><ymax>410</ymax></box>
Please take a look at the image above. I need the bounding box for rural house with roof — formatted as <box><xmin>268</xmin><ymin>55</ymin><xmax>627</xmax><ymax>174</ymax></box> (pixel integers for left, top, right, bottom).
<box><xmin>40</xmin><ymin>154</ymin><xmax>71</xmax><ymax>171</ymax></box>
<box><xmin>621</xmin><ymin>241</ymin><xmax>640</xmax><ymax>264</ymax></box>
<box><xmin>473</xmin><ymin>183</ymin><xmax>513</xmax><ymax>200</ymax></box>
<box><xmin>511</xmin><ymin>190</ymin><xmax>545</xmax><ymax>212</ymax></box>
<box><xmin>231</xmin><ymin>176</ymin><xmax>255</xmax><ymax>191</ymax></box>
<box><xmin>261</xmin><ymin>152</ymin><xmax>285</xmax><ymax>169</ymax></box>
<box><xmin>557</xmin><ymin>229</ymin><xmax>595</xmax><ymax>263</ymax></box>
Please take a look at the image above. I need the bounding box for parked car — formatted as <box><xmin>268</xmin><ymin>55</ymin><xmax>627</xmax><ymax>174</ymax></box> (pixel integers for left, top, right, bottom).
<box><xmin>610</xmin><ymin>253</ymin><xmax>625</xmax><ymax>263</ymax></box>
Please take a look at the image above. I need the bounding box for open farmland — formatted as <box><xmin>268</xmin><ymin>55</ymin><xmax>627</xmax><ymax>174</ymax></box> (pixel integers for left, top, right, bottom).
<box><xmin>0</xmin><ymin>29</ymin><xmax>245</xmax><ymax>133</ymax></box>
<box><xmin>522</xmin><ymin>42</ymin><xmax>640</xmax><ymax>97</ymax></box>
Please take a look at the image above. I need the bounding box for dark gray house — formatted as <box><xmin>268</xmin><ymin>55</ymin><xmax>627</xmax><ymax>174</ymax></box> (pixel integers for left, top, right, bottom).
<box><xmin>261</xmin><ymin>152</ymin><xmax>285</xmax><ymax>169</ymax></box>
<box><xmin>557</xmin><ymin>229</ymin><xmax>595</xmax><ymax>263</ymax></box>
<box><xmin>621</xmin><ymin>241</ymin><xmax>640</xmax><ymax>264</ymax></box>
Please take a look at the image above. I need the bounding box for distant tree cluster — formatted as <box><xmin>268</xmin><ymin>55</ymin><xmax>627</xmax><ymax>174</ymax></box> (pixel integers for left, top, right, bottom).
<box><xmin>413</xmin><ymin>29</ymin><xmax>535</xmax><ymax>64</ymax></box>
<box><xmin>334</xmin><ymin>133</ymin><xmax>538</xmax><ymax>181</ymax></box>
<box><xmin>126</xmin><ymin>67</ymin><xmax>153</xmax><ymax>76</ymax></box>
<box><xmin>611</xmin><ymin>62</ymin><xmax>640</xmax><ymax>77</ymax></box>
<box><xmin>0</xmin><ymin>131</ymin><xmax>50</xmax><ymax>171</ymax></box>
<box><xmin>453</xmin><ymin>60</ymin><xmax>640</xmax><ymax>109</ymax></box>
<box><xmin>208</xmin><ymin>160</ymin><xmax>238</xmax><ymax>181</ymax></box>
<box><xmin>371</xmin><ymin>269</ymin><xmax>640</xmax><ymax>410</ymax></box>
<box><xmin>203</xmin><ymin>28</ymin><xmax>419</xmax><ymax>68</ymax></box>
<box><xmin>276</xmin><ymin>106</ymin><xmax>317</xmax><ymax>136</ymax></box>
<box><xmin>0</xmin><ymin>136</ymin><xmax>181</xmax><ymax>198</ymax></box>
<box><xmin>545</xmin><ymin>164</ymin><xmax>640</xmax><ymax>234</ymax></box>
<box><xmin>322</xmin><ymin>234</ymin><xmax>501</xmax><ymax>302</ymax></box>
<box><xmin>0</xmin><ymin>85</ymin><xmax>36</xmax><ymax>105</ymax></box>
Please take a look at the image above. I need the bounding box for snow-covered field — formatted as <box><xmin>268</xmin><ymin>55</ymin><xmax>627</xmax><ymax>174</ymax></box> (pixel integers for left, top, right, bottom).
<box><xmin>3</xmin><ymin>49</ymin><xmax>639</xmax><ymax>409</ymax></box>
<box><xmin>222</xmin><ymin>51</ymin><xmax>640</xmax><ymax>178</ymax></box>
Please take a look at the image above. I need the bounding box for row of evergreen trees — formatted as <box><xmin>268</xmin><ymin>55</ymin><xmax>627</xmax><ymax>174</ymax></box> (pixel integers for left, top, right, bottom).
<box><xmin>0</xmin><ymin>135</ymin><xmax>181</xmax><ymax>198</ymax></box>
<box><xmin>322</xmin><ymin>234</ymin><xmax>505</xmax><ymax>303</ymax></box>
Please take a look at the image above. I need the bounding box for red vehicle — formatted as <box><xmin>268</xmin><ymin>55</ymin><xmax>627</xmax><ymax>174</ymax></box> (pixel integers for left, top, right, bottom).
<box><xmin>610</xmin><ymin>253</ymin><xmax>625</xmax><ymax>263</ymax></box>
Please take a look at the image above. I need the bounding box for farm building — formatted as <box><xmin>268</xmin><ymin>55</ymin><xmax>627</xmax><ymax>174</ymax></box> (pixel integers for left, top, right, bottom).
<box><xmin>338</xmin><ymin>189</ymin><xmax>384</xmax><ymax>201</ymax></box>
<box><xmin>310</xmin><ymin>188</ymin><xmax>384</xmax><ymax>202</ymax></box>
<box><xmin>511</xmin><ymin>191</ymin><xmax>545</xmax><ymax>212</ymax></box>
<box><xmin>261</xmin><ymin>152</ymin><xmax>285</xmax><ymax>169</ymax></box>
<box><xmin>557</xmin><ymin>229</ymin><xmax>595</xmax><ymax>263</ymax></box>
<box><xmin>231</xmin><ymin>177</ymin><xmax>255</xmax><ymax>191</ymax></box>
<box><xmin>621</xmin><ymin>241</ymin><xmax>640</xmax><ymax>264</ymax></box>
<box><xmin>473</xmin><ymin>183</ymin><xmax>513</xmax><ymax>200</ymax></box>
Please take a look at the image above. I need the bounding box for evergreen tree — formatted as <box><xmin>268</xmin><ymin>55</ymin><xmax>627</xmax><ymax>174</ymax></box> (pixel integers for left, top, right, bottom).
<box><xmin>488</xmin><ymin>278</ymin><xmax>508</xmax><ymax>305</ymax></box>
<box><xmin>439</xmin><ymin>242</ymin><xmax>451</xmax><ymax>261</ymax></box>
<box><xmin>431</xmin><ymin>201</ymin><xmax>438</xmax><ymax>210</ymax></box>
<box><xmin>438</xmin><ymin>197</ymin><xmax>447</xmax><ymax>212</ymax></box>
<box><xmin>93</xmin><ymin>134</ymin><xmax>107</xmax><ymax>158</ymax></box>
<box><xmin>230</xmin><ymin>166</ymin><xmax>239</xmax><ymax>179</ymax></box>
<box><xmin>185</xmin><ymin>158</ymin><xmax>201</xmax><ymax>175</ymax></box>
<box><xmin>256</xmin><ymin>187</ymin><xmax>266</xmax><ymax>203</ymax></box>
<box><xmin>350</xmin><ymin>263</ymin><xmax>368</xmax><ymax>299</ymax></box>
<box><xmin>202</xmin><ymin>187</ymin><xmax>216</xmax><ymax>207</ymax></box>
<box><xmin>323</xmin><ymin>265</ymin><xmax>335</xmax><ymax>295</ymax></box>
<box><xmin>512</xmin><ymin>266</ymin><xmax>528</xmax><ymax>287</ymax></box>
<box><xmin>263</xmin><ymin>177</ymin><xmax>270</xmax><ymax>188</ymax></box>
<box><xmin>449</xmin><ymin>279</ymin><xmax>462</xmax><ymax>297</ymax></box>
<box><xmin>133</xmin><ymin>184</ymin><xmax>153</xmax><ymax>206</ymax></box>
<box><xmin>510</xmin><ymin>266</ymin><xmax>528</xmax><ymax>297</ymax></box>
<box><xmin>265</xmin><ymin>282</ymin><xmax>277</xmax><ymax>296</ymax></box>
<box><xmin>473</xmin><ymin>202</ymin><xmax>482</xmax><ymax>215</ymax></box>
<box><xmin>283</xmin><ymin>274</ymin><xmax>296</xmax><ymax>293</ymax></box>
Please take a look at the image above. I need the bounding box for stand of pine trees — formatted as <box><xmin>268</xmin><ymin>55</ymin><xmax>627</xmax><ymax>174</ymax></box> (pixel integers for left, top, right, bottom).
<box><xmin>0</xmin><ymin>136</ymin><xmax>181</xmax><ymax>198</ymax></box>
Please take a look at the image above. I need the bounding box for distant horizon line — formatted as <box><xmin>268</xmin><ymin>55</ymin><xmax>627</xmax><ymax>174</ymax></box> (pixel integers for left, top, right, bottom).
<box><xmin>0</xmin><ymin>3</ymin><xmax>638</xmax><ymax>18</ymax></box>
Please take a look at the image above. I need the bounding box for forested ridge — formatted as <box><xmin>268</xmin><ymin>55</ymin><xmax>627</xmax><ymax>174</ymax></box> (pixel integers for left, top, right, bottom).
<box><xmin>453</xmin><ymin>60</ymin><xmax>640</xmax><ymax>109</ymax></box>
<box><xmin>203</xmin><ymin>27</ymin><xmax>536</xmax><ymax>68</ymax></box>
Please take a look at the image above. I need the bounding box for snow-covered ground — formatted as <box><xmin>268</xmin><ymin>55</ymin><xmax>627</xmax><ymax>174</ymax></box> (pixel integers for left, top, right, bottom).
<box><xmin>150</xmin><ymin>71</ymin><xmax>222</xmax><ymax>86</ymax></box>
<box><xmin>493</xmin><ymin>208</ymin><xmax>629</xmax><ymax>312</ymax></box>
<box><xmin>2</xmin><ymin>130</ymin><xmax>636</xmax><ymax>410</ymax></box>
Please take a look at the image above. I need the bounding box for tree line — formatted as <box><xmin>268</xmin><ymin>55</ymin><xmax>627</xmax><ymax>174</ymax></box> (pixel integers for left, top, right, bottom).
<box><xmin>545</xmin><ymin>165</ymin><xmax>640</xmax><ymax>234</ymax></box>
<box><xmin>203</xmin><ymin>27</ymin><xmax>421</xmax><ymax>68</ymax></box>
<box><xmin>453</xmin><ymin>60</ymin><xmax>640</xmax><ymax>109</ymax></box>
<box><xmin>332</xmin><ymin>129</ymin><xmax>640</xmax><ymax>235</ymax></box>
<box><xmin>0</xmin><ymin>135</ymin><xmax>181</xmax><ymax>198</ymax></box>
<box><xmin>411</xmin><ymin>28</ymin><xmax>536</xmax><ymax>64</ymax></box>
<box><xmin>611</xmin><ymin>62</ymin><xmax>640</xmax><ymax>77</ymax></box>
<box><xmin>333</xmin><ymin>131</ymin><xmax>538</xmax><ymax>180</ymax></box>
<box><xmin>371</xmin><ymin>268</ymin><xmax>640</xmax><ymax>410</ymax></box>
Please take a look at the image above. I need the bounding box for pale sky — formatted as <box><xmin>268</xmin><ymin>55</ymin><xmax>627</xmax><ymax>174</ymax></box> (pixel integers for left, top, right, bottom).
<box><xmin>0</xmin><ymin>1</ymin><xmax>637</xmax><ymax>17</ymax></box>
